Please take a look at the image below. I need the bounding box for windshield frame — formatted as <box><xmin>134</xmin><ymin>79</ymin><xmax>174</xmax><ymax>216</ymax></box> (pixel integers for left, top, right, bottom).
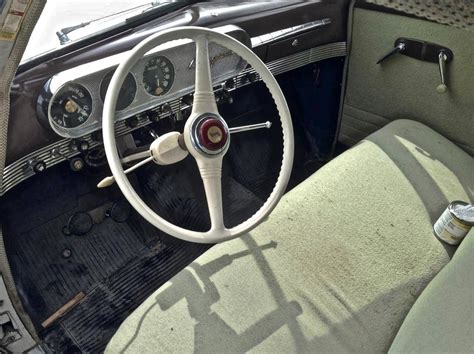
<box><xmin>17</xmin><ymin>0</ymin><xmax>194</xmax><ymax>74</ymax></box>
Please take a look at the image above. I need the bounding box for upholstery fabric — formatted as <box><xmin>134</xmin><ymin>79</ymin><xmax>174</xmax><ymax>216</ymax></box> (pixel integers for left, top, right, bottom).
<box><xmin>107</xmin><ymin>120</ymin><xmax>473</xmax><ymax>353</ymax></box>
<box><xmin>389</xmin><ymin>229</ymin><xmax>474</xmax><ymax>353</ymax></box>
<box><xmin>363</xmin><ymin>0</ymin><xmax>474</xmax><ymax>32</ymax></box>
<box><xmin>339</xmin><ymin>8</ymin><xmax>474</xmax><ymax>155</ymax></box>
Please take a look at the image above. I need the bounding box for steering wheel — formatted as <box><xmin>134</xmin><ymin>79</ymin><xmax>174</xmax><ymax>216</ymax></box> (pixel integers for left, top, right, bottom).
<box><xmin>102</xmin><ymin>27</ymin><xmax>294</xmax><ymax>243</ymax></box>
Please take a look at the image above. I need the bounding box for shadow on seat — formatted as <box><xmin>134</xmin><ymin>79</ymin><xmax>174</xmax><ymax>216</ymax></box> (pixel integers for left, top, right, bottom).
<box><xmin>120</xmin><ymin>234</ymin><xmax>436</xmax><ymax>353</ymax></box>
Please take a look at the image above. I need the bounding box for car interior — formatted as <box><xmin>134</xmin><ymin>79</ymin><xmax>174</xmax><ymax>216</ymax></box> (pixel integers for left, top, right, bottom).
<box><xmin>0</xmin><ymin>0</ymin><xmax>472</xmax><ymax>352</ymax></box>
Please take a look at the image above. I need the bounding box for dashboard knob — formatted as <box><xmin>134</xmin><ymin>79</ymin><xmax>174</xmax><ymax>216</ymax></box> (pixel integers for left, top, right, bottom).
<box><xmin>225</xmin><ymin>78</ymin><xmax>235</xmax><ymax>89</ymax></box>
<box><xmin>241</xmin><ymin>72</ymin><xmax>257</xmax><ymax>85</ymax></box>
<box><xmin>69</xmin><ymin>157</ymin><xmax>85</xmax><ymax>172</ymax></box>
<box><xmin>29</xmin><ymin>159</ymin><xmax>46</xmax><ymax>174</ymax></box>
<box><xmin>148</xmin><ymin>111</ymin><xmax>160</xmax><ymax>123</ymax></box>
<box><xmin>126</xmin><ymin>116</ymin><xmax>139</xmax><ymax>128</ymax></box>
<box><xmin>77</xmin><ymin>140</ymin><xmax>89</xmax><ymax>152</ymax></box>
<box><xmin>69</xmin><ymin>139</ymin><xmax>89</xmax><ymax>152</ymax></box>
<box><xmin>160</xmin><ymin>102</ymin><xmax>172</xmax><ymax>115</ymax></box>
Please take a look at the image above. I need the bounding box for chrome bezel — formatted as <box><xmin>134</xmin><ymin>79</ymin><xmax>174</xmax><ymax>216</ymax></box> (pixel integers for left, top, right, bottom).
<box><xmin>48</xmin><ymin>82</ymin><xmax>93</xmax><ymax>130</ymax></box>
<box><xmin>190</xmin><ymin>113</ymin><xmax>230</xmax><ymax>156</ymax></box>
<box><xmin>142</xmin><ymin>55</ymin><xmax>176</xmax><ymax>98</ymax></box>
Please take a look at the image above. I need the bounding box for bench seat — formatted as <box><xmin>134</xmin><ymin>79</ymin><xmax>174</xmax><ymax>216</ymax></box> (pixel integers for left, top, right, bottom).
<box><xmin>107</xmin><ymin>119</ymin><xmax>473</xmax><ymax>353</ymax></box>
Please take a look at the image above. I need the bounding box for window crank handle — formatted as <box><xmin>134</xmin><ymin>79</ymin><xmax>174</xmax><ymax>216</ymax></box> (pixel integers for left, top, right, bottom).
<box><xmin>437</xmin><ymin>50</ymin><xmax>448</xmax><ymax>94</ymax></box>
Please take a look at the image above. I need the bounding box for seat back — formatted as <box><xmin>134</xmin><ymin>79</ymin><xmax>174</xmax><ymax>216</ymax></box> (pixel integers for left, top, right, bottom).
<box><xmin>389</xmin><ymin>230</ymin><xmax>474</xmax><ymax>353</ymax></box>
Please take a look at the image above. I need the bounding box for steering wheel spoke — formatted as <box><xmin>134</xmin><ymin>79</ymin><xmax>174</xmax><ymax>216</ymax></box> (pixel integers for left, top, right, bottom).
<box><xmin>196</xmin><ymin>157</ymin><xmax>226</xmax><ymax>233</ymax></box>
<box><xmin>192</xmin><ymin>35</ymin><xmax>218</xmax><ymax>116</ymax></box>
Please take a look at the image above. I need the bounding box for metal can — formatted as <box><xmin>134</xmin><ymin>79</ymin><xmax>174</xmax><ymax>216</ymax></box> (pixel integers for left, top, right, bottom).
<box><xmin>434</xmin><ymin>201</ymin><xmax>474</xmax><ymax>245</ymax></box>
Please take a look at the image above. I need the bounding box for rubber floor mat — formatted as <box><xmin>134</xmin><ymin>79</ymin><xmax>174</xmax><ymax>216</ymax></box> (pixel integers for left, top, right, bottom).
<box><xmin>43</xmin><ymin>241</ymin><xmax>209</xmax><ymax>352</ymax></box>
<box><xmin>8</xmin><ymin>212</ymin><xmax>157</xmax><ymax>327</ymax></box>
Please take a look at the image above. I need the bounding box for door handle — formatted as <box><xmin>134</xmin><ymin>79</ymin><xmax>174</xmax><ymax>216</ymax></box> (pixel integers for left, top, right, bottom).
<box><xmin>376</xmin><ymin>41</ymin><xmax>406</xmax><ymax>64</ymax></box>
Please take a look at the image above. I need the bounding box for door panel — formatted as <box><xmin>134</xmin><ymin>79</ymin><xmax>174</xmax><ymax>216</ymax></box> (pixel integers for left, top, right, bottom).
<box><xmin>339</xmin><ymin>7</ymin><xmax>474</xmax><ymax>154</ymax></box>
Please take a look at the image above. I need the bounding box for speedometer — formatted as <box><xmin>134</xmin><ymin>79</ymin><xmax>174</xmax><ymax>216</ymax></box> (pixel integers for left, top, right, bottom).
<box><xmin>50</xmin><ymin>83</ymin><xmax>92</xmax><ymax>128</ymax></box>
<box><xmin>143</xmin><ymin>56</ymin><xmax>175</xmax><ymax>96</ymax></box>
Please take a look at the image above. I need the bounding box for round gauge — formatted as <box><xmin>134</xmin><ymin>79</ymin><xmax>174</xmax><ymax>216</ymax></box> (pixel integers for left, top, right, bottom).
<box><xmin>143</xmin><ymin>56</ymin><xmax>175</xmax><ymax>96</ymax></box>
<box><xmin>100</xmin><ymin>70</ymin><xmax>137</xmax><ymax>111</ymax></box>
<box><xmin>50</xmin><ymin>83</ymin><xmax>92</xmax><ymax>128</ymax></box>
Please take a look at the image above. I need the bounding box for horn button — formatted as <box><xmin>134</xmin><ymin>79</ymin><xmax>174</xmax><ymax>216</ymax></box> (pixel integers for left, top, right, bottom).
<box><xmin>194</xmin><ymin>116</ymin><xmax>229</xmax><ymax>154</ymax></box>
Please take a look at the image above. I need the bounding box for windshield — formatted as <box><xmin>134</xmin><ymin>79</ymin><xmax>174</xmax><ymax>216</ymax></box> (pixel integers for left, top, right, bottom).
<box><xmin>22</xmin><ymin>0</ymin><xmax>174</xmax><ymax>62</ymax></box>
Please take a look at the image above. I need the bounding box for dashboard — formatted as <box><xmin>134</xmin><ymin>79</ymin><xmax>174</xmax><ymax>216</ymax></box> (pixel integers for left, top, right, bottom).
<box><xmin>4</xmin><ymin>1</ymin><xmax>350</xmax><ymax>196</ymax></box>
<box><xmin>37</xmin><ymin>26</ymin><xmax>248</xmax><ymax>139</ymax></box>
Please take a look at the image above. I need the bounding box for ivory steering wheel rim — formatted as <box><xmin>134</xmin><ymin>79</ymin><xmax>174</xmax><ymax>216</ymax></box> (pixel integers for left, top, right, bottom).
<box><xmin>102</xmin><ymin>27</ymin><xmax>294</xmax><ymax>244</ymax></box>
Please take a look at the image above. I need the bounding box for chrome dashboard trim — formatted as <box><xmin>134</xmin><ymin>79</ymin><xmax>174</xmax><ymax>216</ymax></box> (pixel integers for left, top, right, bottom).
<box><xmin>1</xmin><ymin>41</ymin><xmax>346</xmax><ymax>196</ymax></box>
<box><xmin>250</xmin><ymin>18</ymin><xmax>332</xmax><ymax>47</ymax></box>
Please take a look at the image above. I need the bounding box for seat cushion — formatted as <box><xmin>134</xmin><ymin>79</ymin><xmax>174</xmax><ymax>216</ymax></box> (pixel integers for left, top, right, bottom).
<box><xmin>389</xmin><ymin>229</ymin><xmax>474</xmax><ymax>353</ymax></box>
<box><xmin>107</xmin><ymin>119</ymin><xmax>473</xmax><ymax>353</ymax></box>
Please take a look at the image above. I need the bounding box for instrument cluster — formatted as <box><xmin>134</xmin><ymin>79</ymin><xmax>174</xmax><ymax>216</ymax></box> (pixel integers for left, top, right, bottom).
<box><xmin>36</xmin><ymin>26</ymin><xmax>248</xmax><ymax>139</ymax></box>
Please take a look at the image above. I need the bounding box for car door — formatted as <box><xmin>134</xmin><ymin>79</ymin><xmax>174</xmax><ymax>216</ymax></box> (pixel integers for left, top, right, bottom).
<box><xmin>338</xmin><ymin>1</ymin><xmax>474</xmax><ymax>155</ymax></box>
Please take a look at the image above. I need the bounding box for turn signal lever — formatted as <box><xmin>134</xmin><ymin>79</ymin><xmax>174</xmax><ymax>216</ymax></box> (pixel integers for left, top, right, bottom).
<box><xmin>377</xmin><ymin>38</ymin><xmax>453</xmax><ymax>94</ymax></box>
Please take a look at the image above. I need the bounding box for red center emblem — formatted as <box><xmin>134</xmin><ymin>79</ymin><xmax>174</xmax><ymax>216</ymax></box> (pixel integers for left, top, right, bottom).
<box><xmin>197</xmin><ymin>118</ymin><xmax>228</xmax><ymax>151</ymax></box>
